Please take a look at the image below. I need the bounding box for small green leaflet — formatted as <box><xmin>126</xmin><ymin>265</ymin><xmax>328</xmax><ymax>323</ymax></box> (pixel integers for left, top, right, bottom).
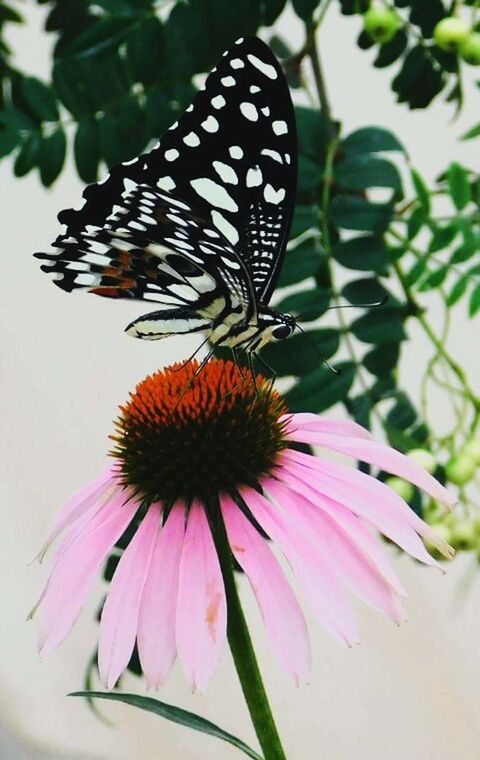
<box><xmin>70</xmin><ymin>692</ymin><xmax>263</xmax><ymax>760</ymax></box>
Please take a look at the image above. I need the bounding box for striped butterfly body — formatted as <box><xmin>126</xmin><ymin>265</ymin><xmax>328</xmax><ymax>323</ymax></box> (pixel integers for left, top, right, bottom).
<box><xmin>35</xmin><ymin>37</ymin><xmax>298</xmax><ymax>367</ymax></box>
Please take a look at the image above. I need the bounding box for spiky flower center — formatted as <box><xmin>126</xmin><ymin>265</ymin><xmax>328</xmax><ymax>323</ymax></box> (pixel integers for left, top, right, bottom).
<box><xmin>111</xmin><ymin>359</ymin><xmax>288</xmax><ymax>505</ymax></box>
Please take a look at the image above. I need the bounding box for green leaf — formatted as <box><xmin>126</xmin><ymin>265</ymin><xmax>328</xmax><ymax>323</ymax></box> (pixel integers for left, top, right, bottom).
<box><xmin>289</xmin><ymin>205</ymin><xmax>318</xmax><ymax>238</ymax></box>
<box><xmin>392</xmin><ymin>45</ymin><xmax>444</xmax><ymax>109</ymax></box>
<box><xmin>330</xmin><ymin>196</ymin><xmax>393</xmax><ymax>233</ymax></box>
<box><xmin>461</xmin><ymin>122</ymin><xmax>480</xmax><ymax>141</ymax></box>
<box><xmin>406</xmin><ymin>206</ymin><xmax>427</xmax><ymax>241</ymax></box>
<box><xmin>417</xmin><ymin>267</ymin><xmax>448</xmax><ymax>291</ymax></box>
<box><xmin>341</xmin><ymin>277</ymin><xmax>390</xmax><ymax>305</ymax></box>
<box><xmin>373</xmin><ymin>28</ymin><xmax>408</xmax><ymax>68</ymax></box>
<box><xmin>99</xmin><ymin>99</ymin><xmax>149</xmax><ymax>166</ymax></box>
<box><xmin>69</xmin><ymin>692</ymin><xmax>262</xmax><ymax>760</ymax></box>
<box><xmin>0</xmin><ymin>129</ymin><xmax>20</xmax><ymax>158</ymax></box>
<box><xmin>20</xmin><ymin>77</ymin><xmax>59</xmax><ymax>122</ymax></box>
<box><xmin>469</xmin><ymin>284</ymin><xmax>480</xmax><ymax>317</ymax></box>
<box><xmin>146</xmin><ymin>88</ymin><xmax>174</xmax><ymax>136</ymax></box>
<box><xmin>291</xmin><ymin>0</ymin><xmax>319</xmax><ymax>20</ymax></box>
<box><xmin>74</xmin><ymin>119</ymin><xmax>100</xmax><ymax>184</ymax></box>
<box><xmin>39</xmin><ymin>128</ymin><xmax>66</xmax><ymax>186</ymax></box>
<box><xmin>297</xmin><ymin>155</ymin><xmax>320</xmax><ymax>193</ymax></box>
<box><xmin>450</xmin><ymin>243</ymin><xmax>476</xmax><ymax>264</ymax></box>
<box><xmin>278</xmin><ymin>238</ymin><xmax>322</xmax><ymax>287</ymax></box>
<box><xmin>410</xmin><ymin>168</ymin><xmax>430</xmax><ymax>214</ymax></box>
<box><xmin>295</xmin><ymin>106</ymin><xmax>329</xmax><ymax>162</ymax></box>
<box><xmin>446</xmin><ymin>276</ymin><xmax>469</xmax><ymax>307</ymax></box>
<box><xmin>335</xmin><ymin>154</ymin><xmax>402</xmax><ymax>193</ymax></box>
<box><xmin>261</xmin><ymin>328</ymin><xmax>340</xmax><ymax>377</ymax></box>
<box><xmin>126</xmin><ymin>17</ymin><xmax>165</xmax><ymax>86</ymax></box>
<box><xmin>341</xmin><ymin>127</ymin><xmax>404</xmax><ymax>154</ymax></box>
<box><xmin>61</xmin><ymin>17</ymin><xmax>136</xmax><ymax>59</ymax></box>
<box><xmin>428</xmin><ymin>224</ymin><xmax>457</xmax><ymax>253</ymax></box>
<box><xmin>0</xmin><ymin>107</ymin><xmax>34</xmax><ymax>131</ymax></box>
<box><xmin>332</xmin><ymin>235</ymin><xmax>390</xmax><ymax>273</ymax></box>
<box><xmin>350</xmin><ymin>307</ymin><xmax>407</xmax><ymax>344</ymax></box>
<box><xmin>447</xmin><ymin>162</ymin><xmax>471</xmax><ymax>211</ymax></box>
<box><xmin>285</xmin><ymin>362</ymin><xmax>355</xmax><ymax>413</ymax></box>
<box><xmin>260</xmin><ymin>0</ymin><xmax>287</xmax><ymax>25</ymax></box>
<box><xmin>14</xmin><ymin>133</ymin><xmax>41</xmax><ymax>176</ymax></box>
<box><xmin>363</xmin><ymin>343</ymin><xmax>400</xmax><ymax>377</ymax></box>
<box><xmin>276</xmin><ymin>287</ymin><xmax>331</xmax><ymax>321</ymax></box>
<box><xmin>386</xmin><ymin>392</ymin><xmax>417</xmax><ymax>430</ymax></box>
<box><xmin>404</xmin><ymin>256</ymin><xmax>428</xmax><ymax>286</ymax></box>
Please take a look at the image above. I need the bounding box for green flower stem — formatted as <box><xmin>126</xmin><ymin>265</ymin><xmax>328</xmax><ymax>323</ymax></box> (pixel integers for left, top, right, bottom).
<box><xmin>211</xmin><ymin>508</ymin><xmax>287</xmax><ymax>760</ymax></box>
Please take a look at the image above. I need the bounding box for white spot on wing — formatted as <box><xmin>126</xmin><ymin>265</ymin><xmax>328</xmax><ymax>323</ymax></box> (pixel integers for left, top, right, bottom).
<box><xmin>264</xmin><ymin>184</ymin><xmax>286</xmax><ymax>204</ymax></box>
<box><xmin>230</xmin><ymin>58</ymin><xmax>245</xmax><ymax>69</ymax></box>
<box><xmin>183</xmin><ymin>131</ymin><xmax>200</xmax><ymax>147</ymax></box>
<box><xmin>247</xmin><ymin>54</ymin><xmax>277</xmax><ymax>80</ymax></box>
<box><xmin>261</xmin><ymin>148</ymin><xmax>283</xmax><ymax>163</ymax></box>
<box><xmin>246</xmin><ymin>167</ymin><xmax>263</xmax><ymax>187</ymax></box>
<box><xmin>190</xmin><ymin>178</ymin><xmax>238</xmax><ymax>211</ymax></box>
<box><xmin>211</xmin><ymin>95</ymin><xmax>226</xmax><ymax>109</ymax></box>
<box><xmin>249</xmin><ymin>85</ymin><xmax>260</xmax><ymax>94</ymax></box>
<box><xmin>229</xmin><ymin>146</ymin><xmax>243</xmax><ymax>159</ymax></box>
<box><xmin>123</xmin><ymin>178</ymin><xmax>138</xmax><ymax>194</ymax></box>
<box><xmin>75</xmin><ymin>273</ymin><xmax>97</xmax><ymax>286</ymax></box>
<box><xmin>201</xmin><ymin>115</ymin><xmax>219</xmax><ymax>133</ymax></box>
<box><xmin>165</xmin><ymin>148</ymin><xmax>179</xmax><ymax>162</ymax></box>
<box><xmin>272</xmin><ymin>120</ymin><xmax>288</xmax><ymax>136</ymax></box>
<box><xmin>157</xmin><ymin>176</ymin><xmax>176</xmax><ymax>191</ymax></box>
<box><xmin>221</xmin><ymin>76</ymin><xmax>236</xmax><ymax>87</ymax></box>
<box><xmin>240</xmin><ymin>102</ymin><xmax>258</xmax><ymax>121</ymax></box>
<box><xmin>213</xmin><ymin>161</ymin><xmax>238</xmax><ymax>185</ymax></box>
<box><xmin>211</xmin><ymin>210</ymin><xmax>239</xmax><ymax>245</ymax></box>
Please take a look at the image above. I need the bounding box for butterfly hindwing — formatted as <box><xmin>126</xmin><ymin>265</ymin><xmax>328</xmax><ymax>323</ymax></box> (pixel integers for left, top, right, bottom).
<box><xmin>36</xmin><ymin>186</ymin><xmax>256</xmax><ymax>337</ymax></box>
<box><xmin>46</xmin><ymin>37</ymin><xmax>297</xmax><ymax>306</ymax></box>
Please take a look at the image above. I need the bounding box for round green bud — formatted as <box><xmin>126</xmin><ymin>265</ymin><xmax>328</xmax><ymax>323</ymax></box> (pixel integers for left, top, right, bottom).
<box><xmin>459</xmin><ymin>32</ymin><xmax>480</xmax><ymax>65</ymax></box>
<box><xmin>445</xmin><ymin>454</ymin><xmax>476</xmax><ymax>486</ymax></box>
<box><xmin>407</xmin><ymin>448</ymin><xmax>437</xmax><ymax>474</ymax></box>
<box><xmin>385</xmin><ymin>476</ymin><xmax>414</xmax><ymax>502</ymax></box>
<box><xmin>461</xmin><ymin>438</ymin><xmax>480</xmax><ymax>465</ymax></box>
<box><xmin>363</xmin><ymin>7</ymin><xmax>401</xmax><ymax>44</ymax></box>
<box><xmin>434</xmin><ymin>17</ymin><xmax>470</xmax><ymax>52</ymax></box>
<box><xmin>450</xmin><ymin>519</ymin><xmax>477</xmax><ymax>551</ymax></box>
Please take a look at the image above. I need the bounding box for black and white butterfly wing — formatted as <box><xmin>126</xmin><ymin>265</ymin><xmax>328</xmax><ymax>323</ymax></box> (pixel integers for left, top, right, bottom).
<box><xmin>51</xmin><ymin>36</ymin><xmax>297</xmax><ymax>305</ymax></box>
<box><xmin>36</xmin><ymin>184</ymin><xmax>256</xmax><ymax>340</ymax></box>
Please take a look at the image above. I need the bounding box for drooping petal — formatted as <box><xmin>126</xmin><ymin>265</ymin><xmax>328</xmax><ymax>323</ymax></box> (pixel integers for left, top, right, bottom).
<box><xmin>241</xmin><ymin>487</ymin><xmax>359</xmax><ymax>646</ymax></box>
<box><xmin>35</xmin><ymin>466</ymin><xmax>119</xmax><ymax>562</ymax></box>
<box><xmin>176</xmin><ymin>502</ymin><xmax>227</xmax><ymax>692</ymax></box>
<box><xmin>221</xmin><ymin>494</ymin><xmax>310</xmax><ymax>685</ymax></box>
<box><xmin>267</xmin><ymin>480</ymin><xmax>406</xmax><ymax>623</ymax></box>
<box><xmin>277</xmin><ymin>458</ymin><xmax>439</xmax><ymax>566</ymax></box>
<box><xmin>281</xmin><ymin>413</ymin><xmax>372</xmax><ymax>440</ymax></box>
<box><xmin>137</xmin><ymin>503</ymin><xmax>186</xmax><ymax>690</ymax></box>
<box><xmin>37</xmin><ymin>490</ymin><xmax>138</xmax><ymax>657</ymax></box>
<box><xmin>286</xmin><ymin>429</ymin><xmax>454</xmax><ymax>508</ymax></box>
<box><xmin>98</xmin><ymin>505</ymin><xmax>159</xmax><ymax>689</ymax></box>
<box><xmin>283</xmin><ymin>448</ymin><xmax>453</xmax><ymax>559</ymax></box>
<box><xmin>266</xmin><ymin>474</ymin><xmax>406</xmax><ymax>597</ymax></box>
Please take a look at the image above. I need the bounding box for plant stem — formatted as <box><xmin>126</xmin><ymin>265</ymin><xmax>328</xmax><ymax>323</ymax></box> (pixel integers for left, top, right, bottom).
<box><xmin>211</xmin><ymin>508</ymin><xmax>287</xmax><ymax>760</ymax></box>
<box><xmin>305</xmin><ymin>22</ymin><xmax>336</xmax><ymax>141</ymax></box>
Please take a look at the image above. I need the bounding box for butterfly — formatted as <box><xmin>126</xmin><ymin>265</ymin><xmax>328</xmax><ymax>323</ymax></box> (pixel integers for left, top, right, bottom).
<box><xmin>35</xmin><ymin>36</ymin><xmax>299</xmax><ymax>374</ymax></box>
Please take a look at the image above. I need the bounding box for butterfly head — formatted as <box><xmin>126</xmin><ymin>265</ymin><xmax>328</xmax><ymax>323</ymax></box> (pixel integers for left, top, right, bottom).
<box><xmin>256</xmin><ymin>306</ymin><xmax>296</xmax><ymax>345</ymax></box>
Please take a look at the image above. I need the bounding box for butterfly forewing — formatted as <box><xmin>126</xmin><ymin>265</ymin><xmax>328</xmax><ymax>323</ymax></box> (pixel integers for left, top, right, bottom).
<box><xmin>44</xmin><ymin>37</ymin><xmax>297</xmax><ymax>307</ymax></box>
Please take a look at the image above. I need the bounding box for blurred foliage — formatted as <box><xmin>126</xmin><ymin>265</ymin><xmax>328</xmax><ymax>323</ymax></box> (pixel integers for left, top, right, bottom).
<box><xmin>1</xmin><ymin>0</ymin><xmax>479</xmax><ymax>545</ymax></box>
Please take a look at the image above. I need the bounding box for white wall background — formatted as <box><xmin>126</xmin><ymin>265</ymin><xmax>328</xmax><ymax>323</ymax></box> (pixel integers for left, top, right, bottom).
<box><xmin>1</xmin><ymin>3</ymin><xmax>480</xmax><ymax>759</ymax></box>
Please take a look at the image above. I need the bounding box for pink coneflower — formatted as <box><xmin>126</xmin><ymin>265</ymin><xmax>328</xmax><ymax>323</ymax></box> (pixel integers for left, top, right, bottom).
<box><xmin>33</xmin><ymin>359</ymin><xmax>454</xmax><ymax>692</ymax></box>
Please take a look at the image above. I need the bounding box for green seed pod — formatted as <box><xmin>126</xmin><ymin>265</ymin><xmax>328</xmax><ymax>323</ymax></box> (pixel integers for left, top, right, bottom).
<box><xmin>450</xmin><ymin>519</ymin><xmax>477</xmax><ymax>551</ymax></box>
<box><xmin>385</xmin><ymin>476</ymin><xmax>414</xmax><ymax>502</ymax></box>
<box><xmin>363</xmin><ymin>7</ymin><xmax>401</xmax><ymax>44</ymax></box>
<box><xmin>459</xmin><ymin>32</ymin><xmax>480</xmax><ymax>65</ymax></box>
<box><xmin>445</xmin><ymin>455</ymin><xmax>476</xmax><ymax>486</ymax></box>
<box><xmin>462</xmin><ymin>438</ymin><xmax>480</xmax><ymax>466</ymax></box>
<box><xmin>407</xmin><ymin>448</ymin><xmax>437</xmax><ymax>474</ymax></box>
<box><xmin>433</xmin><ymin>17</ymin><xmax>470</xmax><ymax>52</ymax></box>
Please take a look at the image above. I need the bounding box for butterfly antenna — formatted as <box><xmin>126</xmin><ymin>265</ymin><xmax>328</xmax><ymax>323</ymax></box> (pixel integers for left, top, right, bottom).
<box><xmin>295</xmin><ymin>323</ymin><xmax>341</xmax><ymax>375</ymax></box>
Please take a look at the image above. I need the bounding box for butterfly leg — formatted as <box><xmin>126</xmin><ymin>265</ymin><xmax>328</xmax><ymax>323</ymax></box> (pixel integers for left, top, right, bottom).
<box><xmin>251</xmin><ymin>351</ymin><xmax>277</xmax><ymax>400</ymax></box>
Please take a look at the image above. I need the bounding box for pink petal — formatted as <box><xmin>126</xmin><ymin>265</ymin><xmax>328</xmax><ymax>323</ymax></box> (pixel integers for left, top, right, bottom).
<box><xmin>267</xmin><ymin>480</ymin><xmax>406</xmax><ymax>623</ymax></box>
<box><xmin>277</xmin><ymin>457</ymin><xmax>439</xmax><ymax>566</ymax></box>
<box><xmin>281</xmin><ymin>412</ymin><xmax>372</xmax><ymax>440</ymax></box>
<box><xmin>241</xmin><ymin>487</ymin><xmax>359</xmax><ymax>646</ymax></box>
<box><xmin>176</xmin><ymin>502</ymin><xmax>227</xmax><ymax>692</ymax></box>
<box><xmin>35</xmin><ymin>466</ymin><xmax>119</xmax><ymax>562</ymax></box>
<box><xmin>221</xmin><ymin>494</ymin><xmax>310</xmax><ymax>685</ymax></box>
<box><xmin>37</xmin><ymin>490</ymin><xmax>138</xmax><ymax>657</ymax></box>
<box><xmin>266</xmin><ymin>474</ymin><xmax>406</xmax><ymax>597</ymax></box>
<box><xmin>286</xmin><ymin>429</ymin><xmax>454</xmax><ymax>508</ymax></box>
<box><xmin>283</xmin><ymin>449</ymin><xmax>453</xmax><ymax>560</ymax></box>
<box><xmin>98</xmin><ymin>505</ymin><xmax>160</xmax><ymax>689</ymax></box>
<box><xmin>137</xmin><ymin>503</ymin><xmax>186</xmax><ymax>690</ymax></box>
